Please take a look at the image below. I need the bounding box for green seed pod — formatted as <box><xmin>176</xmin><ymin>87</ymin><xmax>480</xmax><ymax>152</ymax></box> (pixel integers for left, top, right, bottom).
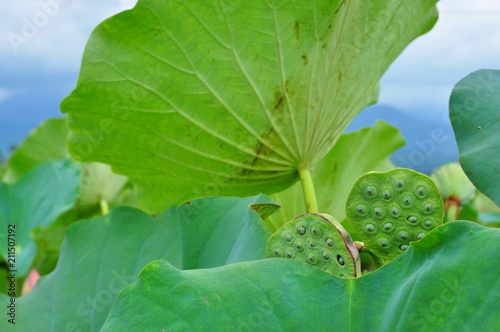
<box><xmin>266</xmin><ymin>213</ymin><xmax>361</xmax><ymax>278</ymax></box>
<box><xmin>390</xmin><ymin>207</ymin><xmax>399</xmax><ymax>216</ymax></box>
<box><xmin>325</xmin><ymin>238</ymin><xmax>334</xmax><ymax>247</ymax></box>
<box><xmin>297</xmin><ymin>225</ymin><xmax>306</xmax><ymax>235</ymax></box>
<box><xmin>346</xmin><ymin>168</ymin><xmax>444</xmax><ymax>261</ymax></box>
<box><xmin>365</xmin><ymin>223</ymin><xmax>376</xmax><ymax>233</ymax></box>
<box><xmin>373</xmin><ymin>207</ymin><xmax>384</xmax><ymax>217</ymax></box>
<box><xmin>383</xmin><ymin>190</ymin><xmax>392</xmax><ymax>200</ymax></box>
<box><xmin>407</xmin><ymin>216</ymin><xmax>418</xmax><ymax>224</ymax></box>
<box><xmin>311</xmin><ymin>226</ymin><xmax>322</xmax><ymax>237</ymax></box>
<box><xmin>365</xmin><ymin>186</ymin><xmax>377</xmax><ymax>197</ymax></box>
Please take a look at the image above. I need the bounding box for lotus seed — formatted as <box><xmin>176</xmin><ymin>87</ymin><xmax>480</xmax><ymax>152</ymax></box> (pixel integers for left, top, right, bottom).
<box><xmin>407</xmin><ymin>216</ymin><xmax>418</xmax><ymax>224</ymax></box>
<box><xmin>326</xmin><ymin>238</ymin><xmax>334</xmax><ymax>247</ymax></box>
<box><xmin>424</xmin><ymin>219</ymin><xmax>433</xmax><ymax>227</ymax></box>
<box><xmin>286</xmin><ymin>250</ymin><xmax>294</xmax><ymax>258</ymax></box>
<box><xmin>390</xmin><ymin>207</ymin><xmax>399</xmax><ymax>216</ymax></box>
<box><xmin>365</xmin><ymin>186</ymin><xmax>377</xmax><ymax>197</ymax></box>
<box><xmin>374</xmin><ymin>207</ymin><xmax>384</xmax><ymax>217</ymax></box>
<box><xmin>402</xmin><ymin>196</ymin><xmax>412</xmax><ymax>206</ymax></box>
<box><xmin>284</xmin><ymin>234</ymin><xmax>293</xmax><ymax>242</ymax></box>
<box><xmin>309</xmin><ymin>241</ymin><xmax>317</xmax><ymax>248</ymax></box>
<box><xmin>273</xmin><ymin>248</ymin><xmax>282</xmax><ymax>257</ymax></box>
<box><xmin>356</xmin><ymin>204</ymin><xmax>367</xmax><ymax>215</ymax></box>
<box><xmin>311</xmin><ymin>226</ymin><xmax>321</xmax><ymax>236</ymax></box>
<box><xmin>383</xmin><ymin>223</ymin><xmax>393</xmax><ymax>231</ymax></box>
<box><xmin>399</xmin><ymin>231</ymin><xmax>409</xmax><ymax>240</ymax></box>
<box><xmin>395</xmin><ymin>179</ymin><xmax>405</xmax><ymax>188</ymax></box>
<box><xmin>322</xmin><ymin>252</ymin><xmax>330</xmax><ymax>260</ymax></box>
<box><xmin>418</xmin><ymin>233</ymin><xmax>425</xmax><ymax>240</ymax></box>
<box><xmin>365</xmin><ymin>224</ymin><xmax>375</xmax><ymax>232</ymax></box>
<box><xmin>308</xmin><ymin>253</ymin><xmax>317</xmax><ymax>264</ymax></box>
<box><xmin>297</xmin><ymin>225</ymin><xmax>306</xmax><ymax>235</ymax></box>
<box><xmin>379</xmin><ymin>238</ymin><xmax>389</xmax><ymax>248</ymax></box>
<box><xmin>417</xmin><ymin>187</ymin><xmax>426</xmax><ymax>197</ymax></box>
<box><xmin>400</xmin><ymin>244</ymin><xmax>409</xmax><ymax>251</ymax></box>
<box><xmin>295</xmin><ymin>241</ymin><xmax>303</xmax><ymax>250</ymax></box>
<box><xmin>383</xmin><ymin>190</ymin><xmax>392</xmax><ymax>199</ymax></box>
<box><xmin>424</xmin><ymin>203</ymin><xmax>432</xmax><ymax>213</ymax></box>
<box><xmin>337</xmin><ymin>255</ymin><xmax>345</xmax><ymax>266</ymax></box>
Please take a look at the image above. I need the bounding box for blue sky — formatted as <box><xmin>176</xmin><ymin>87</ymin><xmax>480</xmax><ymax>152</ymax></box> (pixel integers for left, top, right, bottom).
<box><xmin>0</xmin><ymin>0</ymin><xmax>499</xmax><ymax>159</ymax></box>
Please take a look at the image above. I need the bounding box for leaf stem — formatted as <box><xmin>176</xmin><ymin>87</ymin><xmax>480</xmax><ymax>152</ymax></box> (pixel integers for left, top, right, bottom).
<box><xmin>100</xmin><ymin>198</ymin><xmax>110</xmax><ymax>215</ymax></box>
<box><xmin>446</xmin><ymin>205</ymin><xmax>458</xmax><ymax>222</ymax></box>
<box><xmin>298</xmin><ymin>166</ymin><xmax>318</xmax><ymax>213</ymax></box>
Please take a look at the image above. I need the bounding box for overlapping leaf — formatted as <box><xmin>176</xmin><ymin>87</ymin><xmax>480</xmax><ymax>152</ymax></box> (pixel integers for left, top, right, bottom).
<box><xmin>2</xmin><ymin>118</ymin><xmax>69</xmax><ymax>184</ymax></box>
<box><xmin>0</xmin><ymin>195</ymin><xmax>276</xmax><ymax>331</ymax></box>
<box><xmin>450</xmin><ymin>69</ymin><xmax>500</xmax><ymax>206</ymax></box>
<box><xmin>62</xmin><ymin>0</ymin><xmax>438</xmax><ymax>212</ymax></box>
<box><xmin>0</xmin><ymin>161</ymin><xmax>80</xmax><ymax>277</ymax></box>
<box><xmin>102</xmin><ymin>221</ymin><xmax>500</xmax><ymax>331</ymax></box>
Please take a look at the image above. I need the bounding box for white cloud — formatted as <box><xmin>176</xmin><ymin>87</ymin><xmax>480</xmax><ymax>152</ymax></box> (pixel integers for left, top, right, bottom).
<box><xmin>379</xmin><ymin>0</ymin><xmax>500</xmax><ymax>117</ymax></box>
<box><xmin>0</xmin><ymin>88</ymin><xmax>16</xmax><ymax>103</ymax></box>
<box><xmin>0</xmin><ymin>0</ymin><xmax>498</xmax><ymax>118</ymax></box>
<box><xmin>0</xmin><ymin>0</ymin><xmax>137</xmax><ymax>72</ymax></box>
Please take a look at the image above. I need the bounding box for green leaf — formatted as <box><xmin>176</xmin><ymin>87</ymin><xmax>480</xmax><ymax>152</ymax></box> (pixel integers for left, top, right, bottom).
<box><xmin>157</xmin><ymin>195</ymin><xmax>277</xmax><ymax>269</ymax></box>
<box><xmin>1</xmin><ymin>117</ymin><xmax>130</xmax><ymax>218</ymax></box>
<box><xmin>268</xmin><ymin>120</ymin><xmax>404</xmax><ymax>231</ymax></box>
<box><xmin>62</xmin><ymin>0</ymin><xmax>438</xmax><ymax>212</ymax></box>
<box><xmin>0</xmin><ymin>195</ymin><xmax>275</xmax><ymax>331</ymax></box>
<box><xmin>0</xmin><ymin>161</ymin><xmax>80</xmax><ymax>277</ymax></box>
<box><xmin>450</xmin><ymin>69</ymin><xmax>500</xmax><ymax>206</ymax></box>
<box><xmin>2</xmin><ymin>118</ymin><xmax>69</xmax><ymax>184</ymax></box>
<box><xmin>101</xmin><ymin>221</ymin><xmax>500</xmax><ymax>331</ymax></box>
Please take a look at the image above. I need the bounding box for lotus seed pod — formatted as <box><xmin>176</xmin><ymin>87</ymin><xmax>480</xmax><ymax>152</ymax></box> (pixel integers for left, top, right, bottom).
<box><xmin>345</xmin><ymin>168</ymin><xmax>444</xmax><ymax>261</ymax></box>
<box><xmin>267</xmin><ymin>213</ymin><xmax>361</xmax><ymax>278</ymax></box>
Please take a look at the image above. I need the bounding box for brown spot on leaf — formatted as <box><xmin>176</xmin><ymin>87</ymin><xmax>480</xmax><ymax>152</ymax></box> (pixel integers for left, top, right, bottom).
<box><xmin>274</xmin><ymin>96</ymin><xmax>284</xmax><ymax>110</ymax></box>
<box><xmin>335</xmin><ymin>0</ymin><xmax>346</xmax><ymax>14</ymax></box>
<box><xmin>294</xmin><ymin>20</ymin><xmax>300</xmax><ymax>40</ymax></box>
<box><xmin>301</xmin><ymin>54</ymin><xmax>308</xmax><ymax>65</ymax></box>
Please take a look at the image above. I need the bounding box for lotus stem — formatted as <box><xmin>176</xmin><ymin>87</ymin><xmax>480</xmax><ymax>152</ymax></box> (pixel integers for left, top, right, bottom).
<box><xmin>298</xmin><ymin>166</ymin><xmax>318</xmax><ymax>213</ymax></box>
<box><xmin>100</xmin><ymin>198</ymin><xmax>110</xmax><ymax>215</ymax></box>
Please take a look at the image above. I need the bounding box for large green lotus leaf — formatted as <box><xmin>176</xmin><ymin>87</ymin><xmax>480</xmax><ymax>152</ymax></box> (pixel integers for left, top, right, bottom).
<box><xmin>61</xmin><ymin>0</ymin><xmax>438</xmax><ymax>212</ymax></box>
<box><xmin>0</xmin><ymin>196</ymin><xmax>275</xmax><ymax>331</ymax></box>
<box><xmin>101</xmin><ymin>221</ymin><xmax>500</xmax><ymax>331</ymax></box>
<box><xmin>450</xmin><ymin>69</ymin><xmax>500</xmax><ymax>206</ymax></box>
<box><xmin>268</xmin><ymin>120</ymin><xmax>404</xmax><ymax>232</ymax></box>
<box><xmin>2</xmin><ymin>118</ymin><xmax>69</xmax><ymax>184</ymax></box>
<box><xmin>0</xmin><ymin>161</ymin><xmax>80</xmax><ymax>277</ymax></box>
